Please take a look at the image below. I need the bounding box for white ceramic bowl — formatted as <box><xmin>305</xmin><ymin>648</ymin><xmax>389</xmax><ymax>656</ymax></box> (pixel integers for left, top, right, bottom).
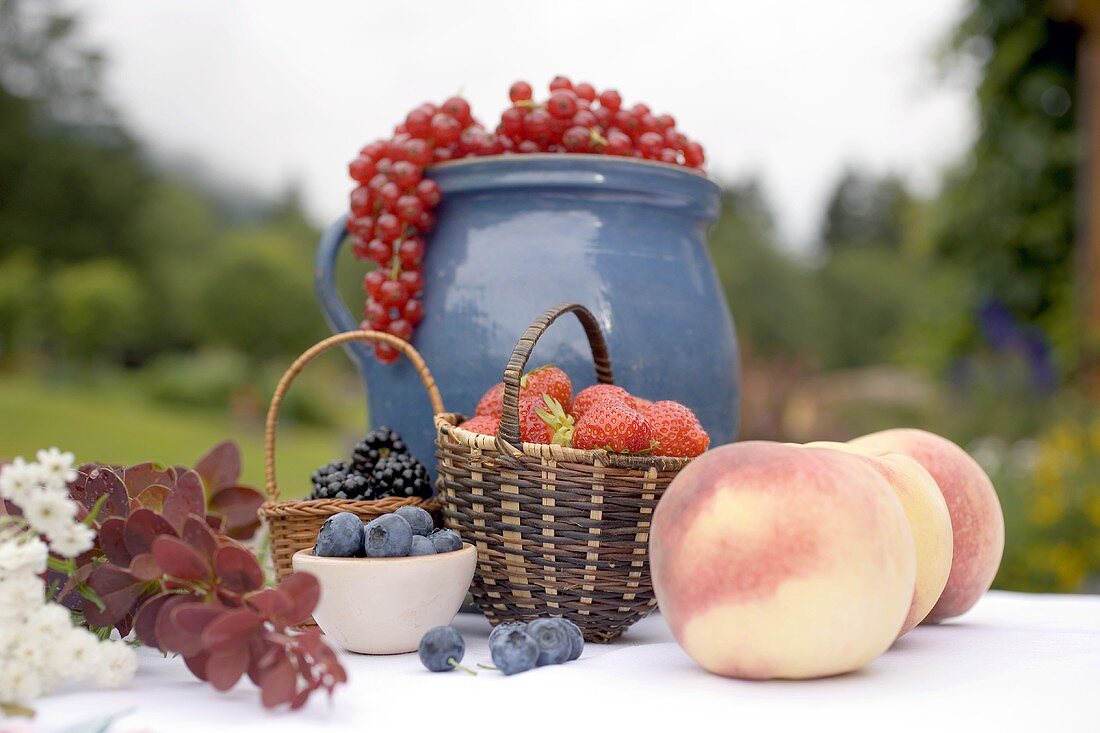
<box><xmin>292</xmin><ymin>543</ymin><xmax>477</xmax><ymax>654</ymax></box>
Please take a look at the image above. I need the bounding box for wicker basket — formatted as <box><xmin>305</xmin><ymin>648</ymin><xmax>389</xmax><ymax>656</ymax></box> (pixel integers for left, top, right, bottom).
<box><xmin>434</xmin><ymin>303</ymin><xmax>694</xmax><ymax>642</ymax></box>
<box><xmin>260</xmin><ymin>330</ymin><xmax>445</xmax><ymax>581</ymax></box>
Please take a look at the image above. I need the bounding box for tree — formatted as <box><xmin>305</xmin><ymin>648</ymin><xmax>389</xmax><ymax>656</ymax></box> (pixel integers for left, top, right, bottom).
<box><xmin>820</xmin><ymin>168</ymin><xmax>908</xmax><ymax>253</ymax></box>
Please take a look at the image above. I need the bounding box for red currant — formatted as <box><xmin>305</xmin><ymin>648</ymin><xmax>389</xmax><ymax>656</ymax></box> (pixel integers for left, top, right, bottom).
<box><xmin>631</xmin><ymin>102</ymin><xmax>651</xmax><ymax>117</ymax></box>
<box><xmin>524</xmin><ymin>108</ymin><xmax>553</xmax><ymax>141</ymax></box>
<box><xmin>598</xmin><ymin>89</ymin><xmax>622</xmax><ymax>112</ymax></box>
<box><xmin>664</xmin><ymin>128</ymin><xmax>688</xmax><ymax>150</ymax></box>
<box><xmin>574</xmin><ymin>82</ymin><xmax>596</xmax><ymax>102</ymax></box>
<box><xmin>683</xmin><ymin>141</ymin><xmax>705</xmax><ymax>167</ymax></box>
<box><xmin>379</xmin><ymin>181</ymin><xmax>401</xmax><ymax>210</ymax></box>
<box><xmin>375</xmin><ymin>157</ymin><xmax>394</xmax><ymax>175</ymax></box>
<box><xmin>637</xmin><ymin>131</ymin><xmax>664</xmax><ymax>159</ymax></box>
<box><xmin>399</xmin><ymin>267</ymin><xmax>424</xmax><ymax>295</ymax></box>
<box><xmin>415</xmin><ymin>209</ymin><xmax>435</xmax><ymax>233</ymax></box>
<box><xmin>433</xmin><ymin>146</ymin><xmax>455</xmax><ymax>162</ymax></box>
<box><xmin>548</xmin><ymin>75</ymin><xmax>572</xmax><ymax>91</ymax></box>
<box><xmin>360</xmin><ymin>140</ymin><xmax>386</xmax><ymax>160</ymax></box>
<box><xmin>367</xmin><ymin>172</ymin><xmax>389</xmax><ymax>194</ymax></box>
<box><xmin>405</xmin><ymin>108</ymin><xmax>432</xmax><ymax>138</ymax></box>
<box><xmin>365</xmin><ymin>298</ymin><xmax>390</xmax><ymax>329</ymax></box>
<box><xmin>441</xmin><ymin>96</ymin><xmax>472</xmax><ymax>125</ymax></box>
<box><xmin>509</xmin><ymin>81</ymin><xmax>533</xmax><ymax>103</ymax></box>
<box><xmin>349</xmin><ymin>155</ymin><xmax>376</xmax><ymax>183</ymax></box>
<box><xmin>364</xmin><ymin>270</ymin><xmax>386</xmax><ymax>300</ymax></box>
<box><xmin>571</xmin><ymin>109</ymin><xmax>598</xmax><ymax>128</ymax></box>
<box><xmin>350</xmin><ymin>186</ymin><xmax>372</xmax><ymax>216</ymax></box>
<box><xmin>501</xmin><ymin>107</ymin><xmax>525</xmax><ymax>138</ymax></box>
<box><xmin>396</xmin><ymin>194</ymin><xmax>425</xmax><ymax>223</ymax></box>
<box><xmin>347</xmin><ymin>214</ymin><xmax>375</xmax><ymax>237</ymax></box>
<box><xmin>402</xmin><ymin>298</ymin><xmax>424</xmax><ymax>326</ymax></box>
<box><xmin>351</xmin><ymin>236</ymin><xmax>371</xmax><ymax>260</ymax></box>
<box><xmin>605</xmin><ymin>130</ymin><xmax>633</xmax><ymax>156</ymax></box>
<box><xmin>415</xmin><ymin>179</ymin><xmax>441</xmax><ymax>206</ymax></box>
<box><xmin>430</xmin><ymin>113</ymin><xmax>462</xmax><ymax>144</ymax></box>
<box><xmin>562</xmin><ymin>125</ymin><xmax>591</xmax><ymax>152</ymax></box>
<box><xmin>386</xmin><ymin>318</ymin><xmax>413</xmax><ymax>341</ymax></box>
<box><xmin>374</xmin><ymin>342</ymin><xmax>401</xmax><ymax>364</ymax></box>
<box><xmin>547</xmin><ymin>91</ymin><xmax>577</xmax><ymax>120</ymax></box>
<box><xmin>391</xmin><ymin>160</ymin><xmax>422</xmax><ymax>189</ymax></box>
<box><xmin>659</xmin><ymin>148</ymin><xmax>679</xmax><ymax>164</ymax></box>
<box><xmin>367</xmin><ymin>238</ymin><xmax>393</xmax><ymax>266</ymax></box>
<box><xmin>656</xmin><ymin>114</ymin><xmax>676</xmax><ymax>130</ymax></box>
<box><xmin>375</xmin><ymin>212</ymin><xmax>403</xmax><ymax>243</ymax></box>
<box><xmin>593</xmin><ymin>106</ymin><xmax>613</xmax><ymax>128</ymax></box>
<box><xmin>517</xmin><ymin>140</ymin><xmax>539</xmax><ymax>154</ymax></box>
<box><xmin>379</xmin><ymin>279</ymin><xmax>410</xmax><ymax>308</ymax></box>
<box><xmin>397</xmin><ymin>236</ymin><xmax>425</xmax><ymax>266</ymax></box>
<box><xmin>404</xmin><ymin>138</ymin><xmax>432</xmax><ymax>167</ymax></box>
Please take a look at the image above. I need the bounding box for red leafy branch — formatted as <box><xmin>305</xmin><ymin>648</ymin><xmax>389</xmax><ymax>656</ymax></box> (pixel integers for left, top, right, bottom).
<box><xmin>56</xmin><ymin>442</ymin><xmax>345</xmax><ymax>709</ymax></box>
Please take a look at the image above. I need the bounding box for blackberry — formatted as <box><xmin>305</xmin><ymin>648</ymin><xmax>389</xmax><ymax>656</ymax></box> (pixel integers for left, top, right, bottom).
<box><xmin>310</xmin><ymin>460</ymin><xmax>348</xmax><ymax>496</ymax></box>
<box><xmin>371</xmin><ymin>453</ymin><xmax>432</xmax><ymax>499</ymax></box>
<box><xmin>351</xmin><ymin>426</ymin><xmax>408</xmax><ymax>475</ymax></box>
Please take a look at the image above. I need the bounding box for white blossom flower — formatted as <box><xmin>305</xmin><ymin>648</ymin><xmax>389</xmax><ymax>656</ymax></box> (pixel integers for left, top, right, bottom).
<box><xmin>0</xmin><ymin>663</ymin><xmax>44</xmax><ymax>706</ymax></box>
<box><xmin>0</xmin><ymin>536</ymin><xmax>48</xmax><ymax>576</ymax></box>
<box><xmin>0</xmin><ymin>574</ymin><xmax>45</xmax><ymax>616</ymax></box>
<box><xmin>95</xmin><ymin>641</ymin><xmax>137</xmax><ymax>689</ymax></box>
<box><xmin>60</xmin><ymin>628</ymin><xmax>103</xmax><ymax>679</ymax></box>
<box><xmin>0</xmin><ymin>458</ymin><xmax>43</xmax><ymax>504</ymax></box>
<box><xmin>20</xmin><ymin>488</ymin><xmax>78</xmax><ymax>538</ymax></box>
<box><xmin>27</xmin><ymin>602</ymin><xmax>73</xmax><ymax>640</ymax></box>
<box><xmin>47</xmin><ymin>522</ymin><xmax>95</xmax><ymax>558</ymax></box>
<box><xmin>35</xmin><ymin>447</ymin><xmax>77</xmax><ymax>490</ymax></box>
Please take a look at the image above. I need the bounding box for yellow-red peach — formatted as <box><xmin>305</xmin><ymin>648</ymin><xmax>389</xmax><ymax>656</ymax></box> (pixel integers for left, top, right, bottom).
<box><xmin>650</xmin><ymin>441</ymin><xmax>916</xmax><ymax>679</ymax></box>
<box><xmin>806</xmin><ymin>441</ymin><xmax>952</xmax><ymax>635</ymax></box>
<box><xmin>848</xmin><ymin>428</ymin><xmax>1004</xmax><ymax>622</ymax></box>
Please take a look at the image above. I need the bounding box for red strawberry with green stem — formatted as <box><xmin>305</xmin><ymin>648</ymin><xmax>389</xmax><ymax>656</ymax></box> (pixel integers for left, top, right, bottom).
<box><xmin>520</xmin><ymin>365</ymin><xmax>572</xmax><ymax>411</ymax></box>
<box><xmin>641</xmin><ymin>401</ymin><xmax>709</xmax><ymax>457</ymax></box>
<box><xmin>571</xmin><ymin>400</ymin><xmax>653</xmax><ymax>453</ymax></box>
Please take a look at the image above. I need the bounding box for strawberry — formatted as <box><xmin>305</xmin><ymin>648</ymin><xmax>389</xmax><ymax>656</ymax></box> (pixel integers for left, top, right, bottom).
<box><xmin>476</xmin><ymin>382</ymin><xmax>504</xmax><ymax>419</ymax></box>
<box><xmin>571</xmin><ymin>400</ymin><xmax>653</xmax><ymax>453</ymax></box>
<box><xmin>520</xmin><ymin>365</ymin><xmax>572</xmax><ymax>411</ymax></box>
<box><xmin>571</xmin><ymin>384</ymin><xmax>636</xmax><ymax>420</ymax></box>
<box><xmin>632</xmin><ymin>396</ymin><xmax>653</xmax><ymax>410</ymax></box>
<box><xmin>642</xmin><ymin>401</ymin><xmax>709</xmax><ymax>457</ymax></box>
<box><xmin>458</xmin><ymin>414</ymin><xmax>500</xmax><ymax>436</ymax></box>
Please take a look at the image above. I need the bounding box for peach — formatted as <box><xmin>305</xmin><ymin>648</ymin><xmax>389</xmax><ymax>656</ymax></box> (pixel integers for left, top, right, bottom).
<box><xmin>650</xmin><ymin>441</ymin><xmax>915</xmax><ymax>679</ymax></box>
<box><xmin>806</xmin><ymin>441</ymin><xmax>952</xmax><ymax>634</ymax></box>
<box><xmin>848</xmin><ymin>428</ymin><xmax>1004</xmax><ymax>622</ymax></box>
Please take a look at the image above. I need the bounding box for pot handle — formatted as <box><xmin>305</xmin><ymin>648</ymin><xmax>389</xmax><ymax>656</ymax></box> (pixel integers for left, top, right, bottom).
<box><xmin>498</xmin><ymin>303</ymin><xmax>615</xmax><ymax>448</ymax></box>
<box><xmin>314</xmin><ymin>214</ymin><xmax>374</xmax><ymax>365</ymax></box>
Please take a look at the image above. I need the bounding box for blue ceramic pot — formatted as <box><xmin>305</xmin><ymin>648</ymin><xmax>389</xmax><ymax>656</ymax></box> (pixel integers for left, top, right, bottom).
<box><xmin>315</xmin><ymin>154</ymin><xmax>739</xmax><ymax>466</ymax></box>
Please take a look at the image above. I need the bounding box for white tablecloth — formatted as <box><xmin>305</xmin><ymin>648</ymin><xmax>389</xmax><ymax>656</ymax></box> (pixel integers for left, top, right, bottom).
<box><xmin>31</xmin><ymin>591</ymin><xmax>1100</xmax><ymax>732</ymax></box>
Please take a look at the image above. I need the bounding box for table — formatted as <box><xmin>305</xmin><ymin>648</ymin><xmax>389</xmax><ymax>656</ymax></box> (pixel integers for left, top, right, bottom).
<box><xmin>32</xmin><ymin>591</ymin><xmax>1100</xmax><ymax>732</ymax></box>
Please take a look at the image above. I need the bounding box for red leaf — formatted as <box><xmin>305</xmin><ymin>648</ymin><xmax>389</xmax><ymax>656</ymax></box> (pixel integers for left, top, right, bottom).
<box><xmin>195</xmin><ymin>441</ymin><xmax>242</xmax><ymax>493</ymax></box>
<box><xmin>184</xmin><ymin>651</ymin><xmax>210</xmax><ymax>681</ymax></box>
<box><xmin>182</xmin><ymin>516</ymin><xmax>219</xmax><ymax>562</ymax></box>
<box><xmin>124</xmin><ymin>508</ymin><xmax>178</xmax><ymax>556</ymax></box>
<box><xmin>98</xmin><ymin>517</ymin><xmax>131</xmax><ymax>566</ymax></box>
<box><xmin>152</xmin><ymin>535</ymin><xmax>211</xmax><ymax>581</ymax></box>
<box><xmin>213</xmin><ymin>545</ymin><xmax>264</xmax><ymax>594</ymax></box>
<box><xmin>277</xmin><ymin>572</ymin><xmax>321</xmax><ymax>625</ymax></box>
<box><xmin>163</xmin><ymin>478</ymin><xmax>206</xmax><ymax>531</ymax></box>
<box><xmin>71</xmin><ymin>464</ymin><xmax>129</xmax><ymax>518</ymax></box>
<box><xmin>206</xmin><ymin>649</ymin><xmax>250</xmax><ymax>692</ymax></box>
<box><xmin>122</xmin><ymin>463</ymin><xmax>175</xmax><ymax>497</ymax></box>
<box><xmin>158</xmin><ymin>603</ymin><xmax>222</xmax><ymax>657</ymax></box>
<box><xmin>207</xmin><ymin>486</ymin><xmax>264</xmax><ymax>540</ymax></box>
<box><xmin>134</xmin><ymin>485</ymin><xmax>170</xmax><ymax>512</ymax></box>
<box><xmin>259</xmin><ymin>657</ymin><xmax>297</xmax><ymax>708</ymax></box>
<box><xmin>133</xmin><ymin>592</ymin><xmax>187</xmax><ymax>649</ymax></box>
<box><xmin>250</xmin><ymin>588</ymin><xmax>291</xmax><ymax>624</ymax></box>
<box><xmin>128</xmin><ymin>553</ymin><xmax>162</xmax><ymax>582</ymax></box>
<box><xmin>202</xmin><ymin>608</ymin><xmax>262</xmax><ymax>653</ymax></box>
<box><xmin>83</xmin><ymin>565</ymin><xmax>142</xmax><ymax>627</ymax></box>
<box><xmin>205</xmin><ymin>513</ymin><xmax>224</xmax><ymax>532</ymax></box>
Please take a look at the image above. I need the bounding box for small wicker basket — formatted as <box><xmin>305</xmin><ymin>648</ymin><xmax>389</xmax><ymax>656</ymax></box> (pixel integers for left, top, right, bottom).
<box><xmin>434</xmin><ymin>303</ymin><xmax>694</xmax><ymax>642</ymax></box>
<box><xmin>260</xmin><ymin>330</ymin><xmax>445</xmax><ymax>581</ymax></box>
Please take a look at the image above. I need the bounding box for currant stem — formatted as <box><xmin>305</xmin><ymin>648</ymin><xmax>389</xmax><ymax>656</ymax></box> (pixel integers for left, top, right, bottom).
<box><xmin>476</xmin><ymin>662</ymin><xmax>498</xmax><ymax>670</ymax></box>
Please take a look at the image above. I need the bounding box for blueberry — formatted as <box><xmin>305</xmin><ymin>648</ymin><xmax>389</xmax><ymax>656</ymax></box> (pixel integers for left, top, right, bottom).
<box><xmin>409</xmin><ymin>535</ymin><xmax>435</xmax><ymax>556</ymax></box>
<box><xmin>550</xmin><ymin>618</ymin><xmax>584</xmax><ymax>661</ymax></box>
<box><xmin>395</xmin><ymin>506</ymin><xmax>434</xmax><ymax>537</ymax></box>
<box><xmin>488</xmin><ymin>621</ymin><xmax>527</xmax><ymax>647</ymax></box>
<box><xmin>429</xmin><ymin>528</ymin><xmax>463</xmax><ymax>554</ymax></box>
<box><xmin>314</xmin><ymin>512</ymin><xmax>364</xmax><ymax>557</ymax></box>
<box><xmin>418</xmin><ymin>626</ymin><xmax>473</xmax><ymax>674</ymax></box>
<box><xmin>364</xmin><ymin>513</ymin><xmax>413</xmax><ymax>557</ymax></box>
<box><xmin>488</xmin><ymin>627</ymin><xmax>539</xmax><ymax>676</ymax></box>
<box><xmin>527</xmin><ymin>618</ymin><xmax>571</xmax><ymax>666</ymax></box>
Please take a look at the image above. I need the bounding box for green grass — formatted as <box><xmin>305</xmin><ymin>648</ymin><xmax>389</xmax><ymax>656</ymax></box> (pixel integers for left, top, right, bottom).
<box><xmin>0</xmin><ymin>373</ymin><xmax>356</xmax><ymax>499</ymax></box>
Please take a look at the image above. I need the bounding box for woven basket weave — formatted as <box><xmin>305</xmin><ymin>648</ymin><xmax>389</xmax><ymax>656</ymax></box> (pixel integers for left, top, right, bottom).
<box><xmin>259</xmin><ymin>330</ymin><xmax>444</xmax><ymax>581</ymax></box>
<box><xmin>435</xmin><ymin>303</ymin><xmax>693</xmax><ymax>642</ymax></box>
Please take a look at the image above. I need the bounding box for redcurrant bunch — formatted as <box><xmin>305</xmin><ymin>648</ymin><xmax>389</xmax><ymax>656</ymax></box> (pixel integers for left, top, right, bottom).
<box><xmin>348</xmin><ymin>78</ymin><xmax>706</xmax><ymax>363</ymax></box>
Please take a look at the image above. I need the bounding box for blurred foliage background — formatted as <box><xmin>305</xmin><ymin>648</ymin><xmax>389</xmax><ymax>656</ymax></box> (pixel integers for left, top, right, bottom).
<box><xmin>1</xmin><ymin>0</ymin><xmax>1097</xmax><ymax>593</ymax></box>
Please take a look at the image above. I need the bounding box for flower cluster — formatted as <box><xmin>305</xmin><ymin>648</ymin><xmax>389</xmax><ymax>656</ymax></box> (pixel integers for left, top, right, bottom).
<box><xmin>0</xmin><ymin>449</ymin><xmax>136</xmax><ymax>711</ymax></box>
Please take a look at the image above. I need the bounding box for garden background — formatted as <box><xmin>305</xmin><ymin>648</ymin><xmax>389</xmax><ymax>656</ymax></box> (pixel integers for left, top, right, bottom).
<box><xmin>1</xmin><ymin>0</ymin><xmax>1097</xmax><ymax>594</ymax></box>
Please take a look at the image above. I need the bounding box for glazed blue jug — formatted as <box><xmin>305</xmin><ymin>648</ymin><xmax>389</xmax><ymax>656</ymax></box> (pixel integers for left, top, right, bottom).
<box><xmin>315</xmin><ymin>155</ymin><xmax>739</xmax><ymax>465</ymax></box>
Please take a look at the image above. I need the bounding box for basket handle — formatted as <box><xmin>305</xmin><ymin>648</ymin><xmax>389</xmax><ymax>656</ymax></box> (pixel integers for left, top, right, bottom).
<box><xmin>498</xmin><ymin>303</ymin><xmax>614</xmax><ymax>448</ymax></box>
<box><xmin>263</xmin><ymin>331</ymin><xmax>445</xmax><ymax>501</ymax></box>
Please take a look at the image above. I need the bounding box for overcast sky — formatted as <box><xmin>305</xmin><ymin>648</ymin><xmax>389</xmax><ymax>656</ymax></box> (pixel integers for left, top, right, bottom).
<box><xmin>74</xmin><ymin>0</ymin><xmax>974</xmax><ymax>246</ymax></box>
